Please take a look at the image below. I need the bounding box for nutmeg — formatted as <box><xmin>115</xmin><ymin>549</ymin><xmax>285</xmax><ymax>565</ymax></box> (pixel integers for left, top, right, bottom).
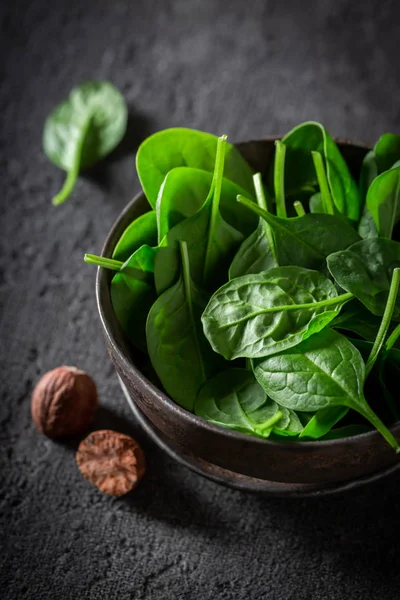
<box><xmin>76</xmin><ymin>430</ymin><xmax>146</xmax><ymax>496</ymax></box>
<box><xmin>31</xmin><ymin>366</ymin><xmax>98</xmax><ymax>438</ymax></box>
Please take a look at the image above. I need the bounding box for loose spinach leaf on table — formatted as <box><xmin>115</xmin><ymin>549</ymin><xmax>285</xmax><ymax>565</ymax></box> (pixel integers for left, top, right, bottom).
<box><xmin>113</xmin><ymin>210</ymin><xmax>158</xmax><ymax>262</ymax></box>
<box><xmin>147</xmin><ymin>241</ymin><xmax>224</xmax><ymax>411</ymax></box>
<box><xmin>202</xmin><ymin>266</ymin><xmax>351</xmax><ymax>360</ymax></box>
<box><xmin>195</xmin><ymin>368</ymin><xmax>302</xmax><ymax>438</ymax></box>
<box><xmin>156</xmin><ymin>167</ymin><xmax>257</xmax><ymax>241</ymax></box>
<box><xmin>43</xmin><ymin>80</ymin><xmax>128</xmax><ymax>205</ymax></box>
<box><xmin>237</xmin><ymin>195</ymin><xmax>360</xmax><ymax>271</ymax></box>
<box><xmin>136</xmin><ymin>128</ymin><xmax>255</xmax><ymax>208</ymax></box>
<box><xmin>252</xmin><ymin>328</ymin><xmax>400</xmax><ymax>450</ymax></box>
<box><xmin>154</xmin><ymin>135</ymin><xmax>244</xmax><ymax>294</ymax></box>
<box><xmin>274</xmin><ymin>121</ymin><xmax>361</xmax><ymax>221</ymax></box>
<box><xmin>366</xmin><ymin>165</ymin><xmax>400</xmax><ymax>239</ymax></box>
<box><xmin>327</xmin><ymin>238</ymin><xmax>400</xmax><ymax>319</ymax></box>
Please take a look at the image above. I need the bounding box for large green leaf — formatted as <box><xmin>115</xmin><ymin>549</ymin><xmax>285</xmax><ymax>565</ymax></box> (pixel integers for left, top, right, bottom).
<box><xmin>136</xmin><ymin>128</ymin><xmax>255</xmax><ymax>208</ymax></box>
<box><xmin>252</xmin><ymin>329</ymin><xmax>399</xmax><ymax>450</ymax></box>
<box><xmin>202</xmin><ymin>266</ymin><xmax>349</xmax><ymax>360</ymax></box>
<box><xmin>238</xmin><ymin>196</ymin><xmax>360</xmax><ymax>271</ymax></box>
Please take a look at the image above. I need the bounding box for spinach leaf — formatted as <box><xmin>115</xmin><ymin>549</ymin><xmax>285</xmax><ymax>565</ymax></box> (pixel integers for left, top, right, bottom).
<box><xmin>327</xmin><ymin>239</ymin><xmax>400</xmax><ymax>319</ymax></box>
<box><xmin>43</xmin><ymin>81</ymin><xmax>128</xmax><ymax>205</ymax></box>
<box><xmin>280</xmin><ymin>121</ymin><xmax>361</xmax><ymax>220</ymax></box>
<box><xmin>299</xmin><ymin>406</ymin><xmax>349</xmax><ymax>439</ymax></box>
<box><xmin>202</xmin><ymin>266</ymin><xmax>351</xmax><ymax>360</ymax></box>
<box><xmin>309</xmin><ymin>192</ymin><xmax>323</xmax><ymax>214</ymax></box>
<box><xmin>195</xmin><ymin>368</ymin><xmax>302</xmax><ymax>437</ymax></box>
<box><xmin>238</xmin><ymin>195</ymin><xmax>361</xmax><ymax>271</ymax></box>
<box><xmin>374</xmin><ymin>133</ymin><xmax>400</xmax><ymax>173</ymax></box>
<box><xmin>136</xmin><ymin>128</ymin><xmax>255</xmax><ymax>208</ymax></box>
<box><xmin>113</xmin><ymin>211</ymin><xmax>158</xmax><ymax>262</ymax></box>
<box><xmin>85</xmin><ymin>249</ymin><xmax>157</xmax><ymax>354</ymax></box>
<box><xmin>366</xmin><ymin>165</ymin><xmax>400</xmax><ymax>238</ymax></box>
<box><xmin>154</xmin><ymin>135</ymin><xmax>244</xmax><ymax>294</ymax></box>
<box><xmin>229</xmin><ymin>173</ymin><xmax>278</xmax><ymax>279</ymax></box>
<box><xmin>156</xmin><ymin>167</ymin><xmax>257</xmax><ymax>241</ymax></box>
<box><xmin>252</xmin><ymin>328</ymin><xmax>400</xmax><ymax>450</ymax></box>
<box><xmin>147</xmin><ymin>241</ymin><xmax>223</xmax><ymax>411</ymax></box>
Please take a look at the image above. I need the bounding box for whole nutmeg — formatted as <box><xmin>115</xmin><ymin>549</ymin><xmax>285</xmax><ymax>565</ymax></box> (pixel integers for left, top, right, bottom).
<box><xmin>76</xmin><ymin>430</ymin><xmax>146</xmax><ymax>496</ymax></box>
<box><xmin>31</xmin><ymin>366</ymin><xmax>98</xmax><ymax>438</ymax></box>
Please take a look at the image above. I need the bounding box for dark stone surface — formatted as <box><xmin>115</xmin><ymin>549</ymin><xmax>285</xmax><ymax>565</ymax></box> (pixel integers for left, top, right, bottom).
<box><xmin>1</xmin><ymin>1</ymin><xmax>400</xmax><ymax>598</ymax></box>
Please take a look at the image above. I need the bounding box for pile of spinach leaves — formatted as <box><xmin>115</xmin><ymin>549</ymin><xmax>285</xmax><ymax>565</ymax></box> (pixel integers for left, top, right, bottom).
<box><xmin>85</xmin><ymin>124</ymin><xmax>400</xmax><ymax>450</ymax></box>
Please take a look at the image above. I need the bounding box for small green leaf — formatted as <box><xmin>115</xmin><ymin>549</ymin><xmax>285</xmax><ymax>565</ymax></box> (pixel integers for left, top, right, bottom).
<box><xmin>374</xmin><ymin>133</ymin><xmax>400</xmax><ymax>173</ymax></box>
<box><xmin>327</xmin><ymin>238</ymin><xmax>400</xmax><ymax>319</ymax></box>
<box><xmin>366</xmin><ymin>166</ymin><xmax>400</xmax><ymax>239</ymax></box>
<box><xmin>113</xmin><ymin>211</ymin><xmax>158</xmax><ymax>262</ymax></box>
<box><xmin>43</xmin><ymin>80</ymin><xmax>127</xmax><ymax>205</ymax></box>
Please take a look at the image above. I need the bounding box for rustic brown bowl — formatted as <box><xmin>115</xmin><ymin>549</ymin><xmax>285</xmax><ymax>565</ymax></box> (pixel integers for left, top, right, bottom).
<box><xmin>96</xmin><ymin>138</ymin><xmax>400</xmax><ymax>496</ymax></box>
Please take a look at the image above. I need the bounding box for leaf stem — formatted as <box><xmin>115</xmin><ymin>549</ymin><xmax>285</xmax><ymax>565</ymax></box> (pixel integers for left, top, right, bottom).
<box><xmin>293</xmin><ymin>200</ymin><xmax>306</xmax><ymax>216</ymax></box>
<box><xmin>385</xmin><ymin>323</ymin><xmax>400</xmax><ymax>351</ymax></box>
<box><xmin>358</xmin><ymin>404</ymin><xmax>400</xmax><ymax>452</ymax></box>
<box><xmin>274</xmin><ymin>141</ymin><xmax>287</xmax><ymax>218</ymax></box>
<box><xmin>203</xmin><ymin>135</ymin><xmax>227</xmax><ymax>285</ymax></box>
<box><xmin>312</xmin><ymin>151</ymin><xmax>334</xmax><ymax>215</ymax></box>
<box><xmin>180</xmin><ymin>240</ymin><xmax>207</xmax><ymax>382</ymax></box>
<box><xmin>52</xmin><ymin>116</ymin><xmax>92</xmax><ymax>206</ymax></box>
<box><xmin>84</xmin><ymin>253</ymin><xmax>123</xmax><ymax>271</ymax></box>
<box><xmin>253</xmin><ymin>173</ymin><xmax>279</xmax><ymax>266</ymax></box>
<box><xmin>254</xmin><ymin>410</ymin><xmax>283</xmax><ymax>435</ymax></box>
<box><xmin>365</xmin><ymin>268</ymin><xmax>400</xmax><ymax>375</ymax></box>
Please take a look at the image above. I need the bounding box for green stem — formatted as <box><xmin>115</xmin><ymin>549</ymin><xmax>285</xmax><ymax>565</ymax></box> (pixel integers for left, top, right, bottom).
<box><xmin>254</xmin><ymin>410</ymin><xmax>283</xmax><ymax>435</ymax></box>
<box><xmin>180</xmin><ymin>240</ymin><xmax>207</xmax><ymax>382</ymax></box>
<box><xmin>84</xmin><ymin>254</ymin><xmax>123</xmax><ymax>271</ymax></box>
<box><xmin>358</xmin><ymin>403</ymin><xmax>400</xmax><ymax>452</ymax></box>
<box><xmin>293</xmin><ymin>200</ymin><xmax>306</xmax><ymax>216</ymax></box>
<box><xmin>52</xmin><ymin>116</ymin><xmax>91</xmax><ymax>206</ymax></box>
<box><xmin>312</xmin><ymin>151</ymin><xmax>334</xmax><ymax>215</ymax></box>
<box><xmin>274</xmin><ymin>140</ymin><xmax>287</xmax><ymax>218</ymax></box>
<box><xmin>385</xmin><ymin>322</ymin><xmax>400</xmax><ymax>351</ymax></box>
<box><xmin>253</xmin><ymin>173</ymin><xmax>267</xmax><ymax>210</ymax></box>
<box><xmin>366</xmin><ymin>268</ymin><xmax>400</xmax><ymax>375</ymax></box>
<box><xmin>253</xmin><ymin>173</ymin><xmax>279</xmax><ymax>266</ymax></box>
<box><xmin>203</xmin><ymin>135</ymin><xmax>227</xmax><ymax>284</ymax></box>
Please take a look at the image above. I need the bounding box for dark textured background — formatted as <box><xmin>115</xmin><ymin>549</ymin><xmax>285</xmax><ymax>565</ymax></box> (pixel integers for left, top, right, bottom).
<box><xmin>1</xmin><ymin>1</ymin><xmax>400</xmax><ymax>598</ymax></box>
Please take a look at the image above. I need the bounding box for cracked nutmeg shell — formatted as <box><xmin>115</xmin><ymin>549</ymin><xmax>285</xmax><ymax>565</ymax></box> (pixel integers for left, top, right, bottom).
<box><xmin>31</xmin><ymin>366</ymin><xmax>98</xmax><ymax>438</ymax></box>
<box><xmin>76</xmin><ymin>430</ymin><xmax>146</xmax><ymax>496</ymax></box>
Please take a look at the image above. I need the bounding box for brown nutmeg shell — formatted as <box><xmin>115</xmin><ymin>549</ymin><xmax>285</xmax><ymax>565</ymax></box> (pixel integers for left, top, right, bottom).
<box><xmin>31</xmin><ymin>366</ymin><xmax>98</xmax><ymax>438</ymax></box>
<box><xmin>76</xmin><ymin>430</ymin><xmax>146</xmax><ymax>496</ymax></box>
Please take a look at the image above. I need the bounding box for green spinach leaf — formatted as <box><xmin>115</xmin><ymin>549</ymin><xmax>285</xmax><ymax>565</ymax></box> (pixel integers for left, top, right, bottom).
<box><xmin>85</xmin><ymin>249</ymin><xmax>157</xmax><ymax>354</ymax></box>
<box><xmin>366</xmin><ymin>165</ymin><xmax>400</xmax><ymax>238</ymax></box>
<box><xmin>299</xmin><ymin>406</ymin><xmax>349</xmax><ymax>439</ymax></box>
<box><xmin>279</xmin><ymin>121</ymin><xmax>361</xmax><ymax>220</ymax></box>
<box><xmin>327</xmin><ymin>239</ymin><xmax>400</xmax><ymax>318</ymax></box>
<box><xmin>374</xmin><ymin>133</ymin><xmax>400</xmax><ymax>173</ymax></box>
<box><xmin>113</xmin><ymin>211</ymin><xmax>158</xmax><ymax>262</ymax></box>
<box><xmin>136</xmin><ymin>128</ymin><xmax>255</xmax><ymax>208</ymax></box>
<box><xmin>156</xmin><ymin>167</ymin><xmax>257</xmax><ymax>241</ymax></box>
<box><xmin>147</xmin><ymin>241</ymin><xmax>223</xmax><ymax>411</ymax></box>
<box><xmin>238</xmin><ymin>195</ymin><xmax>360</xmax><ymax>271</ymax></box>
<box><xmin>202</xmin><ymin>266</ymin><xmax>351</xmax><ymax>360</ymax></box>
<box><xmin>154</xmin><ymin>135</ymin><xmax>244</xmax><ymax>294</ymax></box>
<box><xmin>252</xmin><ymin>328</ymin><xmax>400</xmax><ymax>450</ymax></box>
<box><xmin>195</xmin><ymin>368</ymin><xmax>302</xmax><ymax>437</ymax></box>
<box><xmin>43</xmin><ymin>80</ymin><xmax>128</xmax><ymax>205</ymax></box>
